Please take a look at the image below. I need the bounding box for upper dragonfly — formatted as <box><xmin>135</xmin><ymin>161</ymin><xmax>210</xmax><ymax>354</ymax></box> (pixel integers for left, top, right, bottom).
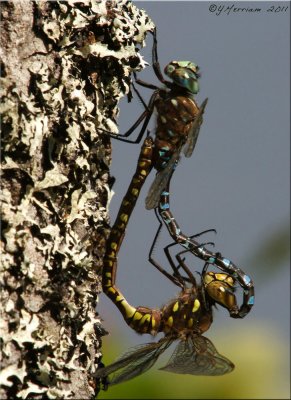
<box><xmin>101</xmin><ymin>28</ymin><xmax>208</xmax><ymax>210</ymax></box>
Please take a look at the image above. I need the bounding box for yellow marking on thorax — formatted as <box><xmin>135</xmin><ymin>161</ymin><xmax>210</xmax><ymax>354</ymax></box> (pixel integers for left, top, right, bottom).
<box><xmin>192</xmin><ymin>299</ymin><xmax>200</xmax><ymax>313</ymax></box>
<box><xmin>140</xmin><ymin>169</ymin><xmax>147</xmax><ymax>176</ymax></box>
<box><xmin>105</xmin><ymin>272</ymin><xmax>111</xmax><ymax>278</ymax></box>
<box><xmin>151</xmin><ymin>317</ymin><xmax>156</xmax><ymax>328</ymax></box>
<box><xmin>171</xmin><ymin>99</ymin><xmax>178</xmax><ymax>107</ymax></box>
<box><xmin>172</xmin><ymin>302</ymin><xmax>179</xmax><ymax>312</ymax></box>
<box><xmin>167</xmin><ymin>316</ymin><xmax>173</xmax><ymax>327</ymax></box>
<box><xmin>188</xmin><ymin>318</ymin><xmax>193</xmax><ymax>328</ymax></box>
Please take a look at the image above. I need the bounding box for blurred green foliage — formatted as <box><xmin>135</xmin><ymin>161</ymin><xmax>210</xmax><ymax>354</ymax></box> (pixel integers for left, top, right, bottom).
<box><xmin>98</xmin><ymin>324</ymin><xmax>289</xmax><ymax>399</ymax></box>
<box><xmin>245</xmin><ymin>223</ymin><xmax>290</xmax><ymax>281</ymax></box>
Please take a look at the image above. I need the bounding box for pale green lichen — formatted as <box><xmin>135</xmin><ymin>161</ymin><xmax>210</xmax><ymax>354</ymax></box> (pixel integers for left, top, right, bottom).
<box><xmin>1</xmin><ymin>0</ymin><xmax>154</xmax><ymax>398</ymax></box>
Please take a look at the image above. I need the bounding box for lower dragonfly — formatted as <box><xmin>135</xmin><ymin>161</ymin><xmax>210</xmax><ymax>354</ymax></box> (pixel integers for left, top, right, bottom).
<box><xmin>98</xmin><ymin>138</ymin><xmax>253</xmax><ymax>385</ymax></box>
<box><xmin>96</xmin><ymin>253</ymin><xmax>237</xmax><ymax>385</ymax></box>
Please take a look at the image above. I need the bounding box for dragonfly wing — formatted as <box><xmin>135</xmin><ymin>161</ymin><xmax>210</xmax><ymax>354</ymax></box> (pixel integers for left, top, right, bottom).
<box><xmin>145</xmin><ymin>151</ymin><xmax>180</xmax><ymax>210</ymax></box>
<box><xmin>95</xmin><ymin>338</ymin><xmax>172</xmax><ymax>386</ymax></box>
<box><xmin>160</xmin><ymin>335</ymin><xmax>234</xmax><ymax>376</ymax></box>
<box><xmin>183</xmin><ymin>98</ymin><xmax>208</xmax><ymax>158</ymax></box>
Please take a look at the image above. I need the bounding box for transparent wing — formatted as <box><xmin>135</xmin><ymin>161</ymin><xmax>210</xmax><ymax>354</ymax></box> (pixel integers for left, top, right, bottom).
<box><xmin>160</xmin><ymin>335</ymin><xmax>234</xmax><ymax>376</ymax></box>
<box><xmin>183</xmin><ymin>98</ymin><xmax>208</xmax><ymax>158</ymax></box>
<box><xmin>145</xmin><ymin>151</ymin><xmax>180</xmax><ymax>210</ymax></box>
<box><xmin>94</xmin><ymin>337</ymin><xmax>173</xmax><ymax>386</ymax></box>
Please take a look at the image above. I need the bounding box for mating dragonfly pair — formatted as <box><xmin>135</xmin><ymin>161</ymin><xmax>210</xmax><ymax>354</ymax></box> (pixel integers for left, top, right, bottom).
<box><xmin>95</xmin><ymin>28</ymin><xmax>254</xmax><ymax>386</ymax></box>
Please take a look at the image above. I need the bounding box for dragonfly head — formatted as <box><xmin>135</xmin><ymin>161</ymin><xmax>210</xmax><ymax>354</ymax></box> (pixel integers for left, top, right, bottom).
<box><xmin>164</xmin><ymin>61</ymin><xmax>200</xmax><ymax>94</ymax></box>
<box><xmin>203</xmin><ymin>272</ymin><xmax>238</xmax><ymax>315</ymax></box>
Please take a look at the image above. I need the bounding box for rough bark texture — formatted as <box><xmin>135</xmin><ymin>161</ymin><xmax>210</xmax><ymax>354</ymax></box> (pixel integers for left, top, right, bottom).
<box><xmin>0</xmin><ymin>1</ymin><xmax>153</xmax><ymax>398</ymax></box>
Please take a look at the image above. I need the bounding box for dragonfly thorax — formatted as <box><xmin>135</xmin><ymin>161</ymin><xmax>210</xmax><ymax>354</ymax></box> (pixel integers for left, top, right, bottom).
<box><xmin>153</xmin><ymin>93</ymin><xmax>200</xmax><ymax>172</ymax></box>
<box><xmin>160</xmin><ymin>288</ymin><xmax>213</xmax><ymax>336</ymax></box>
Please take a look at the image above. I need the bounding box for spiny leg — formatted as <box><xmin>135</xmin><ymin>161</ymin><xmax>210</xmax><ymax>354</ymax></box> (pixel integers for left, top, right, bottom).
<box><xmin>163</xmin><ymin>233</ymin><xmax>210</xmax><ymax>286</ymax></box>
<box><xmin>150</xmin><ymin>27</ymin><xmax>171</xmax><ymax>86</ymax></box>
<box><xmin>151</xmin><ymin>209</ymin><xmax>215</xmax><ymax>286</ymax></box>
<box><xmin>100</xmin><ymin>90</ymin><xmax>158</xmax><ymax>144</ymax></box>
<box><xmin>148</xmin><ymin>209</ymin><xmax>185</xmax><ymax>288</ymax></box>
<box><xmin>131</xmin><ymin>81</ymin><xmax>151</xmax><ymax>111</ymax></box>
<box><xmin>133</xmin><ymin>72</ymin><xmax>160</xmax><ymax>91</ymax></box>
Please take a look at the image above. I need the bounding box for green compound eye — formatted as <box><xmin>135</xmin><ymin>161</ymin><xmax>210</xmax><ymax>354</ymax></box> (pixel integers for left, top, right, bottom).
<box><xmin>164</xmin><ymin>61</ymin><xmax>201</xmax><ymax>94</ymax></box>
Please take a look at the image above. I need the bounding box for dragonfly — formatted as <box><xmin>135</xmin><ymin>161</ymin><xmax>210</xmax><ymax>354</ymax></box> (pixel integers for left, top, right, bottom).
<box><xmin>100</xmin><ymin>27</ymin><xmax>208</xmax><ymax>210</ymax></box>
<box><xmin>99</xmin><ymin>139</ymin><xmax>254</xmax><ymax>386</ymax></box>
<box><xmin>97</xmin><ymin>206</ymin><xmax>240</xmax><ymax>386</ymax></box>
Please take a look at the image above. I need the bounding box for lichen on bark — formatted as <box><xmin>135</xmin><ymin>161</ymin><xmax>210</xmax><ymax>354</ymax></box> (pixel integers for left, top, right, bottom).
<box><xmin>0</xmin><ymin>1</ymin><xmax>154</xmax><ymax>398</ymax></box>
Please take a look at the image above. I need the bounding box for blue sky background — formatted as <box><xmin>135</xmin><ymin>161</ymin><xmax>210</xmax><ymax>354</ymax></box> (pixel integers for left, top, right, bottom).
<box><xmin>98</xmin><ymin>2</ymin><xmax>290</xmax><ymax>398</ymax></box>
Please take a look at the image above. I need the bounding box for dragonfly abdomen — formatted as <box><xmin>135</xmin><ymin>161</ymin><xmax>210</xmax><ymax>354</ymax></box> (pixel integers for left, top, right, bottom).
<box><xmin>102</xmin><ymin>137</ymin><xmax>160</xmax><ymax>334</ymax></box>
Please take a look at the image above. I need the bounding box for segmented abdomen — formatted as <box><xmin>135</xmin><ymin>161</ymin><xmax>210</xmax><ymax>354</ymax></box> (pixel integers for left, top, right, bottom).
<box><xmin>102</xmin><ymin>137</ymin><xmax>162</xmax><ymax>334</ymax></box>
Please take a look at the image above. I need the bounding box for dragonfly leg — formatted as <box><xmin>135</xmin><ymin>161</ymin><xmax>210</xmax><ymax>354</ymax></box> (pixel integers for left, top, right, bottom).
<box><xmin>99</xmin><ymin>90</ymin><xmax>158</xmax><ymax>144</ymax></box>
<box><xmin>189</xmin><ymin>228</ymin><xmax>217</xmax><ymax>238</ymax></box>
<box><xmin>131</xmin><ymin>81</ymin><xmax>151</xmax><ymax>110</ymax></box>
<box><xmin>149</xmin><ymin>210</ymin><xmax>184</xmax><ymax>288</ymax></box>
<box><xmin>162</xmin><ymin>234</ymin><xmax>197</xmax><ymax>286</ymax></box>
<box><xmin>133</xmin><ymin>72</ymin><xmax>160</xmax><ymax>91</ymax></box>
<box><xmin>99</xmin><ymin>27</ymin><xmax>169</xmax><ymax>144</ymax></box>
<box><xmin>196</xmin><ymin>241</ymin><xmax>215</xmax><ymax>248</ymax></box>
<box><xmin>150</xmin><ymin>27</ymin><xmax>171</xmax><ymax>86</ymax></box>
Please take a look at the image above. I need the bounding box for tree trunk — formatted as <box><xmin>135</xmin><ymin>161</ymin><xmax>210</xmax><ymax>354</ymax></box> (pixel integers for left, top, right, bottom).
<box><xmin>0</xmin><ymin>1</ymin><xmax>153</xmax><ymax>398</ymax></box>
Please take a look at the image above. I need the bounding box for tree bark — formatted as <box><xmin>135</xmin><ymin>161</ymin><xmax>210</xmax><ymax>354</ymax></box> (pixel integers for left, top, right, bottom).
<box><xmin>0</xmin><ymin>1</ymin><xmax>153</xmax><ymax>398</ymax></box>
